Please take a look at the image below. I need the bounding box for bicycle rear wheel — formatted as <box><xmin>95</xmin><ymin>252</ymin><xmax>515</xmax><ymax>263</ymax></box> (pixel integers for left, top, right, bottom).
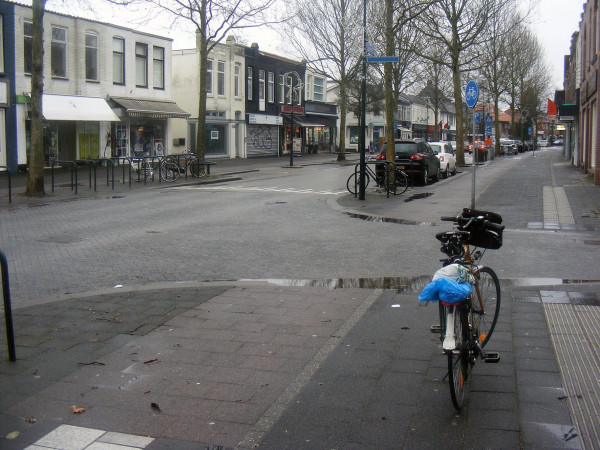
<box><xmin>383</xmin><ymin>169</ymin><xmax>409</xmax><ymax>195</ymax></box>
<box><xmin>471</xmin><ymin>266</ymin><xmax>501</xmax><ymax>348</ymax></box>
<box><xmin>447</xmin><ymin>304</ymin><xmax>469</xmax><ymax>411</ymax></box>
<box><xmin>159</xmin><ymin>161</ymin><xmax>180</xmax><ymax>182</ymax></box>
<box><xmin>189</xmin><ymin>160</ymin><xmax>207</xmax><ymax>178</ymax></box>
<box><xmin>346</xmin><ymin>172</ymin><xmax>370</xmax><ymax>194</ymax></box>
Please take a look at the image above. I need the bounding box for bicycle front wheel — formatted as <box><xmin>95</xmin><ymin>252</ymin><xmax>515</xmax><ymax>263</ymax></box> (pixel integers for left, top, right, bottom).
<box><xmin>160</xmin><ymin>161</ymin><xmax>181</xmax><ymax>182</ymax></box>
<box><xmin>472</xmin><ymin>266</ymin><xmax>501</xmax><ymax>348</ymax></box>
<box><xmin>447</xmin><ymin>304</ymin><xmax>469</xmax><ymax>411</ymax></box>
<box><xmin>346</xmin><ymin>172</ymin><xmax>370</xmax><ymax>195</ymax></box>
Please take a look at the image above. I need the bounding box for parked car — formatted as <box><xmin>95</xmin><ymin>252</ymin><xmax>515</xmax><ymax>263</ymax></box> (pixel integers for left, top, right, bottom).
<box><xmin>376</xmin><ymin>139</ymin><xmax>440</xmax><ymax>185</ymax></box>
<box><xmin>554</xmin><ymin>138</ymin><xmax>564</xmax><ymax>146</ymax></box>
<box><xmin>429</xmin><ymin>141</ymin><xmax>456</xmax><ymax>178</ymax></box>
<box><xmin>539</xmin><ymin>139</ymin><xmax>548</xmax><ymax>147</ymax></box>
<box><xmin>524</xmin><ymin>140</ymin><xmax>534</xmax><ymax>151</ymax></box>
<box><xmin>499</xmin><ymin>139</ymin><xmax>517</xmax><ymax>156</ymax></box>
<box><xmin>514</xmin><ymin>140</ymin><xmax>524</xmax><ymax>153</ymax></box>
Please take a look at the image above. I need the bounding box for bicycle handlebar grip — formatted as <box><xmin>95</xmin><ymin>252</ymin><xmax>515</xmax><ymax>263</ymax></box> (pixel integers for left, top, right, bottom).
<box><xmin>483</xmin><ymin>220</ymin><xmax>505</xmax><ymax>232</ymax></box>
<box><xmin>441</xmin><ymin>216</ymin><xmax>457</xmax><ymax>222</ymax></box>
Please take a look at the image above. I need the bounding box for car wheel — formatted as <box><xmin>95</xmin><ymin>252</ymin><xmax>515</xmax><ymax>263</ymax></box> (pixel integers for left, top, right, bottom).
<box><xmin>423</xmin><ymin>167</ymin><xmax>429</xmax><ymax>185</ymax></box>
<box><xmin>444</xmin><ymin>166</ymin><xmax>449</xmax><ymax>178</ymax></box>
<box><xmin>452</xmin><ymin>164</ymin><xmax>457</xmax><ymax>175</ymax></box>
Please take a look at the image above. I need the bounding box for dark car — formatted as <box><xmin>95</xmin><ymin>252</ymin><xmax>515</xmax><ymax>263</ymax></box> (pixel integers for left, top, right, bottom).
<box><xmin>375</xmin><ymin>139</ymin><xmax>440</xmax><ymax>185</ymax></box>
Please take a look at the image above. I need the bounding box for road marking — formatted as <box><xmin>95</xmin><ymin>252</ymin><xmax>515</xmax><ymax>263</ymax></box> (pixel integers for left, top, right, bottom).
<box><xmin>543</xmin><ymin>186</ymin><xmax>575</xmax><ymax>224</ymax></box>
<box><xmin>176</xmin><ymin>185</ymin><xmax>347</xmax><ymax>196</ymax></box>
<box><xmin>29</xmin><ymin>425</ymin><xmax>154</xmax><ymax>449</ymax></box>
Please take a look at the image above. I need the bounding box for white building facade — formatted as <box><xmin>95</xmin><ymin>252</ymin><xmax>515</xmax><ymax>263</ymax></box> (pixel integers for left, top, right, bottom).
<box><xmin>6</xmin><ymin>2</ymin><xmax>187</xmax><ymax>169</ymax></box>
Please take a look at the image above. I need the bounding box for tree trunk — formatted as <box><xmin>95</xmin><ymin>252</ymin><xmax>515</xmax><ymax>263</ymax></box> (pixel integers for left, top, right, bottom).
<box><xmin>26</xmin><ymin>0</ymin><xmax>46</xmax><ymax>196</ymax></box>
<box><xmin>337</xmin><ymin>81</ymin><xmax>347</xmax><ymax>161</ymax></box>
<box><xmin>384</xmin><ymin>0</ymin><xmax>395</xmax><ymax>166</ymax></box>
<box><xmin>195</xmin><ymin>0</ymin><xmax>208</xmax><ymax>163</ymax></box>
<box><xmin>452</xmin><ymin>64</ymin><xmax>464</xmax><ymax>165</ymax></box>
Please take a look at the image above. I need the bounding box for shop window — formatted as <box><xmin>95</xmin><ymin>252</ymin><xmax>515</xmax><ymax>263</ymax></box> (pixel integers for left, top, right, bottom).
<box><xmin>205</xmin><ymin>123</ymin><xmax>226</xmax><ymax>156</ymax></box>
<box><xmin>234</xmin><ymin>63</ymin><xmax>240</xmax><ymax>98</ymax></box>
<box><xmin>113</xmin><ymin>37</ymin><xmax>125</xmax><ymax>84</ymax></box>
<box><xmin>313</xmin><ymin>76</ymin><xmax>324</xmax><ymax>102</ymax></box>
<box><xmin>135</xmin><ymin>42</ymin><xmax>148</xmax><ymax>87</ymax></box>
<box><xmin>24</xmin><ymin>20</ymin><xmax>32</xmax><ymax>74</ymax></box>
<box><xmin>207</xmin><ymin>59</ymin><xmax>213</xmax><ymax>94</ymax></box>
<box><xmin>349</xmin><ymin>126</ymin><xmax>359</xmax><ymax>145</ymax></box>
<box><xmin>217</xmin><ymin>60</ymin><xmax>225</xmax><ymax>96</ymax></box>
<box><xmin>85</xmin><ymin>32</ymin><xmax>98</xmax><ymax>81</ymax></box>
<box><xmin>247</xmin><ymin>66</ymin><xmax>253</xmax><ymax>100</ymax></box>
<box><xmin>268</xmin><ymin>72</ymin><xmax>274</xmax><ymax>103</ymax></box>
<box><xmin>51</xmin><ymin>26</ymin><xmax>67</xmax><ymax>77</ymax></box>
<box><xmin>153</xmin><ymin>46</ymin><xmax>164</xmax><ymax>89</ymax></box>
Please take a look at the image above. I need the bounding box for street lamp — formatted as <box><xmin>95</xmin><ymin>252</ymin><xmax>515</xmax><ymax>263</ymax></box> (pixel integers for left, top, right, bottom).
<box><xmin>283</xmin><ymin>71</ymin><xmax>304</xmax><ymax>167</ymax></box>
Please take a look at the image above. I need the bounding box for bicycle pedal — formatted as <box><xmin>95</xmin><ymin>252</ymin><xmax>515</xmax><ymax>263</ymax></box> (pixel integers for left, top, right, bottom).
<box><xmin>430</xmin><ymin>325</ymin><xmax>442</xmax><ymax>333</ymax></box>
<box><xmin>483</xmin><ymin>352</ymin><xmax>500</xmax><ymax>363</ymax></box>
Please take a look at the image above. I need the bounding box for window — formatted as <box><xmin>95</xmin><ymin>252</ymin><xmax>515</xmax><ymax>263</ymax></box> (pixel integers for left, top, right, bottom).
<box><xmin>113</xmin><ymin>37</ymin><xmax>125</xmax><ymax>84</ymax></box>
<box><xmin>247</xmin><ymin>67</ymin><xmax>253</xmax><ymax>100</ymax></box>
<box><xmin>85</xmin><ymin>32</ymin><xmax>98</xmax><ymax>81</ymax></box>
<box><xmin>267</xmin><ymin>72</ymin><xmax>274</xmax><ymax>103</ymax></box>
<box><xmin>279</xmin><ymin>75</ymin><xmax>284</xmax><ymax>103</ymax></box>
<box><xmin>258</xmin><ymin>70</ymin><xmax>265</xmax><ymax>100</ymax></box>
<box><xmin>24</xmin><ymin>20</ymin><xmax>32</xmax><ymax>74</ymax></box>
<box><xmin>153</xmin><ymin>46</ymin><xmax>164</xmax><ymax>89</ymax></box>
<box><xmin>51</xmin><ymin>26</ymin><xmax>67</xmax><ymax>77</ymax></box>
<box><xmin>258</xmin><ymin>70</ymin><xmax>265</xmax><ymax>111</ymax></box>
<box><xmin>234</xmin><ymin>64</ymin><xmax>240</xmax><ymax>97</ymax></box>
<box><xmin>313</xmin><ymin>77</ymin><xmax>324</xmax><ymax>101</ymax></box>
<box><xmin>306</xmin><ymin>75</ymin><xmax>312</xmax><ymax>100</ymax></box>
<box><xmin>135</xmin><ymin>42</ymin><xmax>148</xmax><ymax>87</ymax></box>
<box><xmin>206</xmin><ymin>59</ymin><xmax>213</xmax><ymax>94</ymax></box>
<box><xmin>217</xmin><ymin>60</ymin><xmax>225</xmax><ymax>96</ymax></box>
<box><xmin>0</xmin><ymin>17</ymin><xmax>4</xmax><ymax>73</ymax></box>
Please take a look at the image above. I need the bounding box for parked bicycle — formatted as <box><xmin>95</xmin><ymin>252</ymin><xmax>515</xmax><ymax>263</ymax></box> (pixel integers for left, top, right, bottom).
<box><xmin>346</xmin><ymin>162</ymin><xmax>409</xmax><ymax>196</ymax></box>
<box><xmin>163</xmin><ymin>153</ymin><xmax>208</xmax><ymax>178</ymax></box>
<box><xmin>130</xmin><ymin>156</ymin><xmax>181</xmax><ymax>183</ymax></box>
<box><xmin>426</xmin><ymin>209</ymin><xmax>504</xmax><ymax>410</ymax></box>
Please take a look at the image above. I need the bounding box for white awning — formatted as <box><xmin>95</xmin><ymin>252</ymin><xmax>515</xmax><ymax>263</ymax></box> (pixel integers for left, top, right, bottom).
<box><xmin>42</xmin><ymin>94</ymin><xmax>120</xmax><ymax>121</ymax></box>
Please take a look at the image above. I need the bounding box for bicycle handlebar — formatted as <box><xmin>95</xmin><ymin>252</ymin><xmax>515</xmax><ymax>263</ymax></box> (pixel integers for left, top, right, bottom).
<box><xmin>440</xmin><ymin>215</ymin><xmax>504</xmax><ymax>232</ymax></box>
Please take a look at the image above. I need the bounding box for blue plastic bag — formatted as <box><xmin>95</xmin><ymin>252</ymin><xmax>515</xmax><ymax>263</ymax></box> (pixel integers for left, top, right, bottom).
<box><xmin>418</xmin><ymin>278</ymin><xmax>472</xmax><ymax>304</ymax></box>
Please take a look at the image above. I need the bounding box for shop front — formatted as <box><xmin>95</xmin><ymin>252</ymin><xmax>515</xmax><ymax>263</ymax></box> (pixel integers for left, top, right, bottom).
<box><xmin>109</xmin><ymin>97</ymin><xmax>190</xmax><ymax>158</ymax></box>
<box><xmin>246</xmin><ymin>113</ymin><xmax>281</xmax><ymax>157</ymax></box>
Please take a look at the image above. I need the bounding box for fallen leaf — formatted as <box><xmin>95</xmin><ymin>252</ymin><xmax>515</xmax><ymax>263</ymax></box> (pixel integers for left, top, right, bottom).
<box><xmin>71</xmin><ymin>405</ymin><xmax>86</xmax><ymax>414</ymax></box>
<box><xmin>89</xmin><ymin>338</ymin><xmax>102</xmax><ymax>343</ymax></box>
<box><xmin>151</xmin><ymin>402</ymin><xmax>161</xmax><ymax>412</ymax></box>
<box><xmin>25</xmin><ymin>417</ymin><xmax>37</xmax><ymax>423</ymax></box>
<box><xmin>144</xmin><ymin>390</ymin><xmax>151</xmax><ymax>394</ymax></box>
<box><xmin>144</xmin><ymin>358</ymin><xmax>159</xmax><ymax>364</ymax></box>
<box><xmin>6</xmin><ymin>431</ymin><xmax>19</xmax><ymax>439</ymax></box>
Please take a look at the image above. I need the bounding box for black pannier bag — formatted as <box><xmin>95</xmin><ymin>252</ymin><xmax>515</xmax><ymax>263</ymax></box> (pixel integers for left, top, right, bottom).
<box><xmin>461</xmin><ymin>208</ymin><xmax>503</xmax><ymax>249</ymax></box>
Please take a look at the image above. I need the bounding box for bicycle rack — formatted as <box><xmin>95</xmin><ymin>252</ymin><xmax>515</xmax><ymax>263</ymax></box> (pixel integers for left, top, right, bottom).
<box><xmin>0</xmin><ymin>249</ymin><xmax>16</xmax><ymax>362</ymax></box>
<box><xmin>92</xmin><ymin>158</ymin><xmax>116</xmax><ymax>190</ymax></box>
<box><xmin>51</xmin><ymin>160</ymin><xmax>79</xmax><ymax>194</ymax></box>
<box><xmin>0</xmin><ymin>166</ymin><xmax>11</xmax><ymax>203</ymax></box>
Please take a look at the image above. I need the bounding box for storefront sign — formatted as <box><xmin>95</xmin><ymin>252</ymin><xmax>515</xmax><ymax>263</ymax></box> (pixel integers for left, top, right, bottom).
<box><xmin>247</xmin><ymin>114</ymin><xmax>282</xmax><ymax>126</ymax></box>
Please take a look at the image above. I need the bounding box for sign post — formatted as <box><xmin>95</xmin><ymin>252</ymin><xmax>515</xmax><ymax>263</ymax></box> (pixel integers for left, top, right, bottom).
<box><xmin>465</xmin><ymin>80</ymin><xmax>479</xmax><ymax>209</ymax></box>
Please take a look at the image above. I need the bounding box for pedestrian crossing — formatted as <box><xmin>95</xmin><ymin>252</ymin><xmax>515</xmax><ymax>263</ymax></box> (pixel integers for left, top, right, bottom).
<box><xmin>175</xmin><ymin>185</ymin><xmax>347</xmax><ymax>196</ymax></box>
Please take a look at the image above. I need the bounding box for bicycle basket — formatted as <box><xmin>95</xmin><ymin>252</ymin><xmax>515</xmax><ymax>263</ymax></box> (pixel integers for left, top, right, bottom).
<box><xmin>459</xmin><ymin>208</ymin><xmax>503</xmax><ymax>249</ymax></box>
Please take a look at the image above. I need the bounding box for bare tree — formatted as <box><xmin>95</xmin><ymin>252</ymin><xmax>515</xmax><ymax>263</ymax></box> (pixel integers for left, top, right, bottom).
<box><xmin>413</xmin><ymin>0</ymin><xmax>515</xmax><ymax>165</ymax></box>
<box><xmin>25</xmin><ymin>0</ymin><xmax>47</xmax><ymax>196</ymax></box>
<box><xmin>284</xmin><ymin>0</ymin><xmax>363</xmax><ymax>161</ymax></box>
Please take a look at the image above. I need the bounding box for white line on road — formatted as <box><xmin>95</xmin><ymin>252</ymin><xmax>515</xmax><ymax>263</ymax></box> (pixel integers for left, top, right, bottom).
<box><xmin>175</xmin><ymin>185</ymin><xmax>347</xmax><ymax>196</ymax></box>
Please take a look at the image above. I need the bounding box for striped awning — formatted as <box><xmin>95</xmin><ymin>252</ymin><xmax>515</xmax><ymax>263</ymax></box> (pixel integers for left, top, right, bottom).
<box><xmin>111</xmin><ymin>97</ymin><xmax>190</xmax><ymax>119</ymax></box>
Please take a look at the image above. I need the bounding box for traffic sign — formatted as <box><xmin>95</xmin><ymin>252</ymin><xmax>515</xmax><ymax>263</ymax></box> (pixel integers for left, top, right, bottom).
<box><xmin>465</xmin><ymin>80</ymin><xmax>479</xmax><ymax>108</ymax></box>
<box><xmin>475</xmin><ymin>111</ymin><xmax>481</xmax><ymax>123</ymax></box>
<box><xmin>485</xmin><ymin>115</ymin><xmax>493</xmax><ymax>124</ymax></box>
<box><xmin>367</xmin><ymin>56</ymin><xmax>399</xmax><ymax>63</ymax></box>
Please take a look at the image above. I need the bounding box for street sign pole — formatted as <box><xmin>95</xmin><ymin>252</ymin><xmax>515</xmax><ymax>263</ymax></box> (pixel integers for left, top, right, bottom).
<box><xmin>359</xmin><ymin>0</ymin><xmax>367</xmax><ymax>200</ymax></box>
<box><xmin>465</xmin><ymin>80</ymin><xmax>479</xmax><ymax>210</ymax></box>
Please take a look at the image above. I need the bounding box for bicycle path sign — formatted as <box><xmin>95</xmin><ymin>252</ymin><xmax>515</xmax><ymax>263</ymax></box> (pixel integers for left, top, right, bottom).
<box><xmin>465</xmin><ymin>80</ymin><xmax>479</xmax><ymax>108</ymax></box>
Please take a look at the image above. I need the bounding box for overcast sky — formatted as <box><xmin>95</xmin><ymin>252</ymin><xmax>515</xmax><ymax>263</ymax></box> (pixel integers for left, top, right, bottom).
<box><xmin>40</xmin><ymin>0</ymin><xmax>588</xmax><ymax>91</ymax></box>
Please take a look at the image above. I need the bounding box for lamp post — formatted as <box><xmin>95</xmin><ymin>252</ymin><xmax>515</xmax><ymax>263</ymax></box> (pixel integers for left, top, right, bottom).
<box><xmin>284</xmin><ymin>71</ymin><xmax>304</xmax><ymax>167</ymax></box>
<box><xmin>358</xmin><ymin>0</ymin><xmax>367</xmax><ymax>200</ymax></box>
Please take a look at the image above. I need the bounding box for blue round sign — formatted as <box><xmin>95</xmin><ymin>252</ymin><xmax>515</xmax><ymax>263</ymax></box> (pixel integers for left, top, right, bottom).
<box><xmin>465</xmin><ymin>80</ymin><xmax>479</xmax><ymax>108</ymax></box>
